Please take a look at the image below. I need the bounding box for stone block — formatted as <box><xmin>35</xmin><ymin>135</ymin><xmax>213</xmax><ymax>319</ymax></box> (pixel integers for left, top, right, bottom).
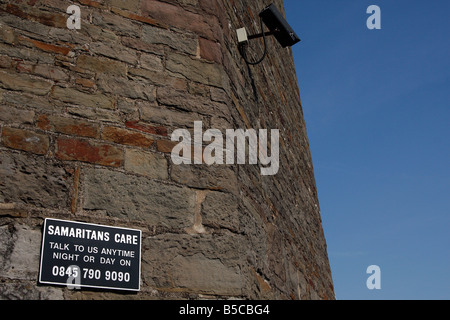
<box><xmin>140</xmin><ymin>53</ymin><xmax>164</xmax><ymax>72</ymax></box>
<box><xmin>0</xmin><ymin>6</ymin><xmax>50</xmax><ymax>38</ymax></box>
<box><xmin>56</xmin><ymin>138</ymin><xmax>124</xmax><ymax>167</ymax></box>
<box><xmin>0</xmin><ymin>282</ymin><xmax>63</xmax><ymax>300</ymax></box>
<box><xmin>16</xmin><ymin>62</ymin><xmax>69</xmax><ymax>82</ymax></box>
<box><xmin>125</xmin><ymin>120</ymin><xmax>168</xmax><ymax>137</ymax></box>
<box><xmin>89</xmin><ymin>41</ymin><xmax>138</xmax><ymax>65</ymax></box>
<box><xmin>0</xmin><ymin>224</ymin><xmax>41</xmax><ymax>280</ymax></box>
<box><xmin>111</xmin><ymin>7</ymin><xmax>168</xmax><ymax>29</ymax></box>
<box><xmin>98</xmin><ymin>76</ymin><xmax>155</xmax><ymax>101</ymax></box>
<box><xmin>121</xmin><ymin>37</ymin><xmax>165</xmax><ymax>55</ymax></box>
<box><xmin>3</xmin><ymin>92</ymin><xmax>56</xmax><ymax>112</ymax></box>
<box><xmin>138</xmin><ymin>101</ymin><xmax>202</xmax><ymax>128</ymax></box>
<box><xmin>141</xmin><ymin>0</ymin><xmax>220</xmax><ymax>40</ymax></box>
<box><xmin>82</xmin><ymin>168</ymin><xmax>196</xmax><ymax>228</ymax></box>
<box><xmin>67</xmin><ymin>106</ymin><xmax>122</xmax><ymax>123</ymax></box>
<box><xmin>124</xmin><ymin>148</ymin><xmax>168</xmax><ymax>180</ymax></box>
<box><xmin>3</xmin><ymin>4</ymin><xmax>66</xmax><ymax>28</ymax></box>
<box><xmin>52</xmin><ymin>86</ymin><xmax>115</xmax><ymax>110</ymax></box>
<box><xmin>37</xmin><ymin>115</ymin><xmax>100</xmax><ymax>138</ymax></box>
<box><xmin>166</xmin><ymin>52</ymin><xmax>225</xmax><ymax>88</ymax></box>
<box><xmin>171</xmin><ymin>164</ymin><xmax>238</xmax><ymax>194</ymax></box>
<box><xmin>92</xmin><ymin>11</ymin><xmax>140</xmax><ymax>37</ymax></box>
<box><xmin>142</xmin><ymin>25</ymin><xmax>198</xmax><ymax>55</ymax></box>
<box><xmin>77</xmin><ymin>55</ymin><xmax>127</xmax><ymax>76</ymax></box>
<box><xmin>108</xmin><ymin>0</ymin><xmax>140</xmax><ymax>12</ymax></box>
<box><xmin>0</xmin><ymin>151</ymin><xmax>71</xmax><ymax>209</ymax></box>
<box><xmin>156</xmin><ymin>139</ymin><xmax>178</xmax><ymax>153</ymax></box>
<box><xmin>0</xmin><ymin>24</ymin><xmax>17</xmax><ymax>45</ymax></box>
<box><xmin>156</xmin><ymin>87</ymin><xmax>229</xmax><ymax>117</ymax></box>
<box><xmin>199</xmin><ymin>37</ymin><xmax>222</xmax><ymax>64</ymax></box>
<box><xmin>142</xmin><ymin>232</ymin><xmax>243</xmax><ymax>295</ymax></box>
<box><xmin>0</xmin><ymin>70</ymin><xmax>53</xmax><ymax>96</ymax></box>
<box><xmin>24</xmin><ymin>38</ymin><xmax>71</xmax><ymax>56</ymax></box>
<box><xmin>201</xmin><ymin>191</ymin><xmax>239</xmax><ymax>231</ymax></box>
<box><xmin>0</xmin><ymin>42</ymin><xmax>53</xmax><ymax>64</ymax></box>
<box><xmin>1</xmin><ymin>127</ymin><xmax>49</xmax><ymax>155</ymax></box>
<box><xmin>0</xmin><ymin>105</ymin><xmax>35</xmax><ymax>124</ymax></box>
<box><xmin>101</xmin><ymin>126</ymin><xmax>155</xmax><ymax>148</ymax></box>
<box><xmin>128</xmin><ymin>67</ymin><xmax>187</xmax><ymax>90</ymax></box>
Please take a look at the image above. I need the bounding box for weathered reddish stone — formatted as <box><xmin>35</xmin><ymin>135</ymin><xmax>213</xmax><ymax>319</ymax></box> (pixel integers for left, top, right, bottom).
<box><xmin>156</xmin><ymin>139</ymin><xmax>178</xmax><ymax>153</ymax></box>
<box><xmin>75</xmin><ymin>78</ymin><xmax>96</xmax><ymax>88</ymax></box>
<box><xmin>56</xmin><ymin>138</ymin><xmax>124</xmax><ymax>167</ymax></box>
<box><xmin>125</xmin><ymin>121</ymin><xmax>168</xmax><ymax>137</ymax></box>
<box><xmin>26</xmin><ymin>38</ymin><xmax>71</xmax><ymax>56</ymax></box>
<box><xmin>4</xmin><ymin>4</ymin><xmax>66</xmax><ymax>28</ymax></box>
<box><xmin>111</xmin><ymin>7</ymin><xmax>168</xmax><ymax>29</ymax></box>
<box><xmin>1</xmin><ymin>127</ymin><xmax>49</xmax><ymax>155</ymax></box>
<box><xmin>101</xmin><ymin>126</ymin><xmax>155</xmax><ymax>148</ymax></box>
<box><xmin>78</xmin><ymin>0</ymin><xmax>102</xmax><ymax>8</ymax></box>
<box><xmin>37</xmin><ymin>115</ymin><xmax>100</xmax><ymax>138</ymax></box>
<box><xmin>199</xmin><ymin>37</ymin><xmax>222</xmax><ymax>64</ymax></box>
<box><xmin>141</xmin><ymin>0</ymin><xmax>220</xmax><ymax>41</ymax></box>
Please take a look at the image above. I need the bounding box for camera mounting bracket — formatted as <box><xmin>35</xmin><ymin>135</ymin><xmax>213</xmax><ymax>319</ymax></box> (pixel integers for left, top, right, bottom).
<box><xmin>236</xmin><ymin>3</ymin><xmax>300</xmax><ymax>65</ymax></box>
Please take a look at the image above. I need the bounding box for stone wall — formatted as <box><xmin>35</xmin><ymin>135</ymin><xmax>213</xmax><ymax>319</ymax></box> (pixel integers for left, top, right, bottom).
<box><xmin>0</xmin><ymin>0</ymin><xmax>334</xmax><ymax>299</ymax></box>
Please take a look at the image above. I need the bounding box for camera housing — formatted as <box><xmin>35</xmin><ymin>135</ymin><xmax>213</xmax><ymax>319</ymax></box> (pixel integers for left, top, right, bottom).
<box><xmin>259</xmin><ymin>4</ymin><xmax>300</xmax><ymax>48</ymax></box>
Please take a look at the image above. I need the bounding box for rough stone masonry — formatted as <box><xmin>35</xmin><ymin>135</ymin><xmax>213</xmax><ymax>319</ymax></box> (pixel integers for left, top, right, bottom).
<box><xmin>0</xmin><ymin>0</ymin><xmax>335</xmax><ymax>299</ymax></box>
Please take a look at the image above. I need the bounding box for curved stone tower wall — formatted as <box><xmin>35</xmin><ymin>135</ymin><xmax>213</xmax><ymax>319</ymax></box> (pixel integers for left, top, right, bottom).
<box><xmin>0</xmin><ymin>0</ymin><xmax>334</xmax><ymax>300</ymax></box>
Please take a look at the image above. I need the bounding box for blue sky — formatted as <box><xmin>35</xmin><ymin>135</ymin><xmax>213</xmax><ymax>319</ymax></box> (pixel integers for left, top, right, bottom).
<box><xmin>284</xmin><ymin>0</ymin><xmax>450</xmax><ymax>300</ymax></box>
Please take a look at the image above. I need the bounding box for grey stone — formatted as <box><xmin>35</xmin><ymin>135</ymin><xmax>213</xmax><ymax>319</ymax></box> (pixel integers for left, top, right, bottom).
<box><xmin>170</xmin><ymin>254</ymin><xmax>241</xmax><ymax>294</ymax></box>
<box><xmin>108</xmin><ymin>0</ymin><xmax>141</xmax><ymax>12</ymax></box>
<box><xmin>156</xmin><ymin>86</ymin><xmax>230</xmax><ymax>117</ymax></box>
<box><xmin>0</xmin><ymin>281</ymin><xmax>64</xmax><ymax>300</ymax></box>
<box><xmin>128</xmin><ymin>67</ymin><xmax>187</xmax><ymax>89</ymax></box>
<box><xmin>81</xmin><ymin>24</ymin><xmax>120</xmax><ymax>43</ymax></box>
<box><xmin>0</xmin><ymin>13</ymin><xmax>50</xmax><ymax>38</ymax></box>
<box><xmin>97</xmin><ymin>76</ymin><xmax>155</xmax><ymax>101</ymax></box>
<box><xmin>0</xmin><ymin>105</ymin><xmax>35</xmax><ymax>124</ymax></box>
<box><xmin>140</xmin><ymin>53</ymin><xmax>164</xmax><ymax>72</ymax></box>
<box><xmin>82</xmin><ymin>168</ymin><xmax>196</xmax><ymax>228</ymax></box>
<box><xmin>67</xmin><ymin>106</ymin><xmax>122</xmax><ymax>123</ymax></box>
<box><xmin>77</xmin><ymin>55</ymin><xmax>127</xmax><ymax>76</ymax></box>
<box><xmin>0</xmin><ymin>151</ymin><xmax>71</xmax><ymax>209</ymax></box>
<box><xmin>166</xmin><ymin>52</ymin><xmax>226</xmax><ymax>87</ymax></box>
<box><xmin>138</xmin><ymin>101</ymin><xmax>202</xmax><ymax>128</ymax></box>
<box><xmin>3</xmin><ymin>92</ymin><xmax>56</xmax><ymax>112</ymax></box>
<box><xmin>201</xmin><ymin>191</ymin><xmax>239</xmax><ymax>231</ymax></box>
<box><xmin>0</xmin><ymin>225</ymin><xmax>14</xmax><ymax>271</ymax></box>
<box><xmin>124</xmin><ymin>149</ymin><xmax>169</xmax><ymax>180</ymax></box>
<box><xmin>0</xmin><ymin>42</ymin><xmax>54</xmax><ymax>64</ymax></box>
<box><xmin>0</xmin><ymin>224</ymin><xmax>41</xmax><ymax>281</ymax></box>
<box><xmin>48</xmin><ymin>27</ymin><xmax>91</xmax><ymax>45</ymax></box>
<box><xmin>170</xmin><ymin>164</ymin><xmax>238</xmax><ymax>195</ymax></box>
<box><xmin>52</xmin><ymin>86</ymin><xmax>115</xmax><ymax>110</ymax></box>
<box><xmin>92</xmin><ymin>11</ymin><xmax>140</xmax><ymax>37</ymax></box>
<box><xmin>90</xmin><ymin>42</ymin><xmax>138</xmax><ymax>65</ymax></box>
<box><xmin>0</xmin><ymin>70</ymin><xmax>53</xmax><ymax>96</ymax></box>
<box><xmin>142</xmin><ymin>232</ymin><xmax>243</xmax><ymax>295</ymax></box>
<box><xmin>142</xmin><ymin>26</ymin><xmax>198</xmax><ymax>55</ymax></box>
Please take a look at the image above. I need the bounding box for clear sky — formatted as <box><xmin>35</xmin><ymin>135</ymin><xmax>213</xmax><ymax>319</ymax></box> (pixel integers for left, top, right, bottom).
<box><xmin>284</xmin><ymin>0</ymin><xmax>449</xmax><ymax>300</ymax></box>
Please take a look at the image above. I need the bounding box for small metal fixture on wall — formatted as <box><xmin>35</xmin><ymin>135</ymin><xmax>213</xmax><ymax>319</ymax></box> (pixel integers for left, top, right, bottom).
<box><xmin>237</xmin><ymin>3</ymin><xmax>301</xmax><ymax>65</ymax></box>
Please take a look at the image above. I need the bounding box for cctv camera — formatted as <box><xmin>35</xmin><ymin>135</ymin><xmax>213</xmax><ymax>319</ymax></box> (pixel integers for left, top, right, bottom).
<box><xmin>236</xmin><ymin>3</ymin><xmax>300</xmax><ymax>65</ymax></box>
<box><xmin>259</xmin><ymin>4</ymin><xmax>300</xmax><ymax>48</ymax></box>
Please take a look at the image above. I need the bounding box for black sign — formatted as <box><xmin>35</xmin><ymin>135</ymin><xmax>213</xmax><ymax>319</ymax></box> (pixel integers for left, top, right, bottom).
<box><xmin>39</xmin><ymin>218</ymin><xmax>141</xmax><ymax>292</ymax></box>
